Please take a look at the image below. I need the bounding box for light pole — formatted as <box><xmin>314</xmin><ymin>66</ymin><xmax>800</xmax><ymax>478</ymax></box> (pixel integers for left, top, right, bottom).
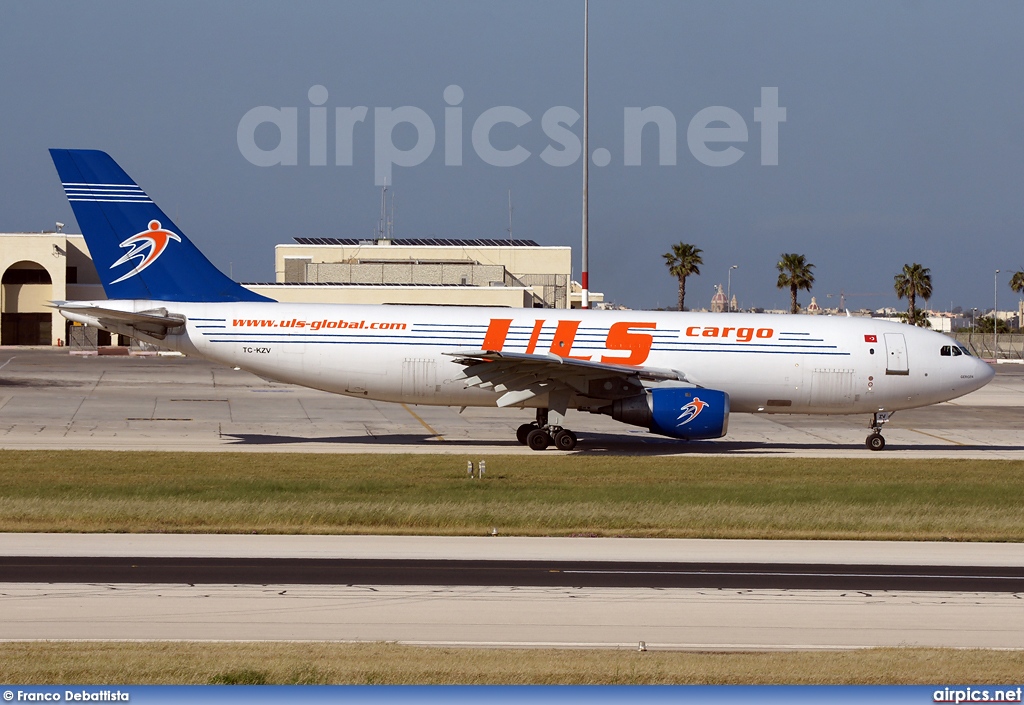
<box><xmin>994</xmin><ymin>269</ymin><xmax>1000</xmax><ymax>360</ymax></box>
<box><xmin>580</xmin><ymin>0</ymin><xmax>589</xmax><ymax>309</ymax></box>
<box><xmin>971</xmin><ymin>307</ymin><xmax>978</xmax><ymax>351</ymax></box>
<box><xmin>727</xmin><ymin>265</ymin><xmax>738</xmax><ymax>312</ymax></box>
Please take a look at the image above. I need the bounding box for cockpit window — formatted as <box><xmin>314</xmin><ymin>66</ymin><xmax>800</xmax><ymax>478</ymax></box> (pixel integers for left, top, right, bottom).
<box><xmin>940</xmin><ymin>346</ymin><xmax>951</xmax><ymax>356</ymax></box>
<box><xmin>951</xmin><ymin>346</ymin><xmax>962</xmax><ymax>356</ymax></box>
<box><xmin>958</xmin><ymin>346</ymin><xmax>971</xmax><ymax>356</ymax></box>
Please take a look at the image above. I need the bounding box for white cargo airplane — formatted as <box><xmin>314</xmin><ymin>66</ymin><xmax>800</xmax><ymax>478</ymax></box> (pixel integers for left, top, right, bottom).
<box><xmin>50</xmin><ymin>149</ymin><xmax>993</xmax><ymax>451</ymax></box>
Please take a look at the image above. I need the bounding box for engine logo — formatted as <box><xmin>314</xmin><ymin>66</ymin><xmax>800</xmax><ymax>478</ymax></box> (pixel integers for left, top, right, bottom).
<box><xmin>676</xmin><ymin>397</ymin><xmax>709</xmax><ymax>426</ymax></box>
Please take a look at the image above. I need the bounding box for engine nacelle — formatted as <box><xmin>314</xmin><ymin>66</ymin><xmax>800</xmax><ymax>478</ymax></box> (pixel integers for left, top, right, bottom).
<box><xmin>608</xmin><ymin>387</ymin><xmax>730</xmax><ymax>440</ymax></box>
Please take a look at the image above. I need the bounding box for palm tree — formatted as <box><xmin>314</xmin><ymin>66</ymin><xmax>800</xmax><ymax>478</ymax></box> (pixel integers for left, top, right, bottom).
<box><xmin>974</xmin><ymin>316</ymin><xmax>1010</xmax><ymax>334</ymax></box>
<box><xmin>1010</xmin><ymin>269</ymin><xmax>1024</xmax><ymax>297</ymax></box>
<box><xmin>898</xmin><ymin>308</ymin><xmax>932</xmax><ymax>328</ymax></box>
<box><xmin>893</xmin><ymin>263</ymin><xmax>933</xmax><ymax>327</ymax></box>
<box><xmin>775</xmin><ymin>253</ymin><xmax>815</xmax><ymax>314</ymax></box>
<box><xmin>663</xmin><ymin>243</ymin><xmax>703</xmax><ymax>311</ymax></box>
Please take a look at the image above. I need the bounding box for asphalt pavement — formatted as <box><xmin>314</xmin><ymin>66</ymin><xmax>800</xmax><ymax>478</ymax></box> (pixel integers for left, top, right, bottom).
<box><xmin>1</xmin><ymin>348</ymin><xmax>1021</xmax><ymax>457</ymax></box>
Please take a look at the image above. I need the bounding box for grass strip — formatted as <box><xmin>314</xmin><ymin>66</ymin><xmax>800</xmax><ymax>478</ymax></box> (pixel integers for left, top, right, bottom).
<box><xmin>1</xmin><ymin>451</ymin><xmax>1022</xmax><ymax>540</ymax></box>
<box><xmin>0</xmin><ymin>642</ymin><xmax>1022</xmax><ymax>685</ymax></box>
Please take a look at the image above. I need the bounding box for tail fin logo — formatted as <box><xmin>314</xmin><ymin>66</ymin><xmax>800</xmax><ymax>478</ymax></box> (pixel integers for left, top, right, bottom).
<box><xmin>676</xmin><ymin>397</ymin><xmax>709</xmax><ymax>426</ymax></box>
<box><xmin>110</xmin><ymin>220</ymin><xmax>181</xmax><ymax>284</ymax></box>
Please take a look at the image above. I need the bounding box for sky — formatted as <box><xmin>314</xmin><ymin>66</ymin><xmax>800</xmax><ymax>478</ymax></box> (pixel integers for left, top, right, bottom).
<box><xmin>2</xmin><ymin>0</ymin><xmax>1023</xmax><ymax>312</ymax></box>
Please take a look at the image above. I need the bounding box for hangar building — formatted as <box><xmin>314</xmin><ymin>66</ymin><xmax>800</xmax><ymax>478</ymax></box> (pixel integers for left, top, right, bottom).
<box><xmin>243</xmin><ymin>237</ymin><xmax>582</xmax><ymax>309</ymax></box>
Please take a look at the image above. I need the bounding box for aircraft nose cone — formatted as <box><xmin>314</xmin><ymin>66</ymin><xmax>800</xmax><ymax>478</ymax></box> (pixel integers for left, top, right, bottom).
<box><xmin>977</xmin><ymin>357</ymin><xmax>996</xmax><ymax>386</ymax></box>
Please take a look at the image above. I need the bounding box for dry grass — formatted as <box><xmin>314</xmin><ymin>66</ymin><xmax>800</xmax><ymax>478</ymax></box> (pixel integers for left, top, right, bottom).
<box><xmin>1</xmin><ymin>451</ymin><xmax>1023</xmax><ymax>539</ymax></box>
<box><xmin>1</xmin><ymin>642</ymin><xmax>1022</xmax><ymax>684</ymax></box>
<box><xmin>3</xmin><ymin>496</ymin><xmax>1024</xmax><ymax>540</ymax></box>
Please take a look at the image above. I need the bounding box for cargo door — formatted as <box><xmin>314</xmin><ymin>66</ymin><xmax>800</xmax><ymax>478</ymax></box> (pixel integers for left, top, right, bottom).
<box><xmin>402</xmin><ymin>358</ymin><xmax>437</xmax><ymax>398</ymax></box>
<box><xmin>809</xmin><ymin>368</ymin><xmax>855</xmax><ymax>408</ymax></box>
<box><xmin>884</xmin><ymin>333</ymin><xmax>909</xmax><ymax>375</ymax></box>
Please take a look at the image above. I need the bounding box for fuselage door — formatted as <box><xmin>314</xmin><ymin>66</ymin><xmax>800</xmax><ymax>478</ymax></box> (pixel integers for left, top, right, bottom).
<box><xmin>402</xmin><ymin>358</ymin><xmax>437</xmax><ymax>398</ymax></box>
<box><xmin>884</xmin><ymin>333</ymin><xmax>909</xmax><ymax>375</ymax></box>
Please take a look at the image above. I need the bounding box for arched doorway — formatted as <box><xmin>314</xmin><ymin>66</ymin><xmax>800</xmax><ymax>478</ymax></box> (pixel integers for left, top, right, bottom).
<box><xmin>1</xmin><ymin>261</ymin><xmax>53</xmax><ymax>345</ymax></box>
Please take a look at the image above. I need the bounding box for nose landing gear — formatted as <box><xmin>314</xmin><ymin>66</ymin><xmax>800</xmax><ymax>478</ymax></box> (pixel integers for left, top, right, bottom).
<box><xmin>866</xmin><ymin>411</ymin><xmax>893</xmax><ymax>450</ymax></box>
<box><xmin>516</xmin><ymin>408</ymin><xmax>579</xmax><ymax>451</ymax></box>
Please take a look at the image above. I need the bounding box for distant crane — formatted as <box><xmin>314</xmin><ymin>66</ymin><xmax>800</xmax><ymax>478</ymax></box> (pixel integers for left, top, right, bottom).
<box><xmin>507</xmin><ymin>189</ymin><xmax>513</xmax><ymax>244</ymax></box>
<box><xmin>826</xmin><ymin>291</ymin><xmax>887</xmax><ymax>311</ymax></box>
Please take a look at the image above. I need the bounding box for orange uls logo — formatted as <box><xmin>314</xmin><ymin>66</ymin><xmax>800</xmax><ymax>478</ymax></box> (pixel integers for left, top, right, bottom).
<box><xmin>110</xmin><ymin>220</ymin><xmax>181</xmax><ymax>284</ymax></box>
<box><xmin>482</xmin><ymin>318</ymin><xmax>656</xmax><ymax>365</ymax></box>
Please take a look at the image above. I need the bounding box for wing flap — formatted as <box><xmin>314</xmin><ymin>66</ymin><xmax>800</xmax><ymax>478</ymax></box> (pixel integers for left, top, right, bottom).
<box><xmin>496</xmin><ymin>386</ymin><xmax>550</xmax><ymax>407</ymax></box>
<box><xmin>448</xmin><ymin>349</ymin><xmax>684</xmax><ymax>381</ymax></box>
<box><xmin>445</xmin><ymin>349</ymin><xmax>691</xmax><ymax>403</ymax></box>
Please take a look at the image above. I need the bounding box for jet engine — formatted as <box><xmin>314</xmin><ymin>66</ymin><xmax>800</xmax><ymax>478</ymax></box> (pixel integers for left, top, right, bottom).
<box><xmin>605</xmin><ymin>387</ymin><xmax>730</xmax><ymax>440</ymax></box>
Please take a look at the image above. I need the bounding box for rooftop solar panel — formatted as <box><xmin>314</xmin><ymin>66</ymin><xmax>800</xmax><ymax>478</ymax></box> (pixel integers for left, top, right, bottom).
<box><xmin>293</xmin><ymin>237</ymin><xmax>541</xmax><ymax>247</ymax></box>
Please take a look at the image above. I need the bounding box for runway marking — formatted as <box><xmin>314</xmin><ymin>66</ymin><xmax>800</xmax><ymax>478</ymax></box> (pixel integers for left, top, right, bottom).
<box><xmin>126</xmin><ymin>418</ymin><xmax>194</xmax><ymax>422</ymax></box>
<box><xmin>65</xmin><ymin>369</ymin><xmax>106</xmax><ymax>435</ymax></box>
<box><xmin>392</xmin><ymin>641</ymin><xmax>923</xmax><ymax>651</ymax></box>
<box><xmin>0</xmin><ymin>356</ymin><xmax>15</xmax><ymax>371</ymax></box>
<box><xmin>908</xmin><ymin>428</ymin><xmax>967</xmax><ymax>446</ymax></box>
<box><xmin>401</xmin><ymin>403</ymin><xmax>445</xmax><ymax>441</ymax></box>
<box><xmin>0</xmin><ymin>638</ymin><xmax>895</xmax><ymax>651</ymax></box>
<box><xmin>761</xmin><ymin>416</ymin><xmax>840</xmax><ymax>445</ymax></box>
<box><xmin>563</xmin><ymin>569</ymin><xmax>1022</xmax><ymax>580</ymax></box>
<box><xmin>297</xmin><ymin>398</ymin><xmax>313</xmax><ymax>423</ymax></box>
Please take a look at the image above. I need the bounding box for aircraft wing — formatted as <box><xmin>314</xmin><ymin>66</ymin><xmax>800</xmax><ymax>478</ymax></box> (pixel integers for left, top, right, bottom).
<box><xmin>52</xmin><ymin>302</ymin><xmax>185</xmax><ymax>339</ymax></box>
<box><xmin>445</xmin><ymin>349</ymin><xmax>691</xmax><ymax>407</ymax></box>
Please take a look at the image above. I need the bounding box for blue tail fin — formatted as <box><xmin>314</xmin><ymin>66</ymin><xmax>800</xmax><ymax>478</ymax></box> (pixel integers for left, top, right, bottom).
<box><xmin>50</xmin><ymin>149</ymin><xmax>272</xmax><ymax>302</ymax></box>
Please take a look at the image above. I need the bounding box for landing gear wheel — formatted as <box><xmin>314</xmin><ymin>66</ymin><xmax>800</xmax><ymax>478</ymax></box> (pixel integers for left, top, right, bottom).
<box><xmin>516</xmin><ymin>422</ymin><xmax>538</xmax><ymax>445</ymax></box>
<box><xmin>553</xmin><ymin>429</ymin><xmax>578</xmax><ymax>451</ymax></box>
<box><xmin>866</xmin><ymin>412</ymin><xmax>892</xmax><ymax>451</ymax></box>
<box><xmin>526</xmin><ymin>428</ymin><xmax>552</xmax><ymax>451</ymax></box>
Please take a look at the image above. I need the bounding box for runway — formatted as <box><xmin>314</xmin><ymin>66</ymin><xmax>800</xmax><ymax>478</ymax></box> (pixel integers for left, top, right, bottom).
<box><xmin>5</xmin><ymin>557</ymin><xmax>1024</xmax><ymax>591</ymax></box>
<box><xmin>1</xmin><ymin>348</ymin><xmax>1022</xmax><ymax>457</ymax></box>
<box><xmin>2</xmin><ymin>535</ymin><xmax>1023</xmax><ymax>649</ymax></box>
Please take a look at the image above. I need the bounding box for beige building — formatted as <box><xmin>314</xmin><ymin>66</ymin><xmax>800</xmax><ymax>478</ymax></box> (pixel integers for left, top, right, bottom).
<box><xmin>567</xmin><ymin>279</ymin><xmax>605</xmax><ymax>309</ymax></box>
<box><xmin>249</xmin><ymin>237</ymin><xmax>574</xmax><ymax>309</ymax></box>
<box><xmin>1</xmin><ymin>232</ymin><xmax>103</xmax><ymax>345</ymax></box>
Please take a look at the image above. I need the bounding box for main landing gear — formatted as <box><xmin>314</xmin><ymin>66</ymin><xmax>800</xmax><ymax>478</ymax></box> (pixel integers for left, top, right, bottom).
<box><xmin>516</xmin><ymin>408</ymin><xmax>578</xmax><ymax>451</ymax></box>
<box><xmin>866</xmin><ymin>411</ymin><xmax>893</xmax><ymax>451</ymax></box>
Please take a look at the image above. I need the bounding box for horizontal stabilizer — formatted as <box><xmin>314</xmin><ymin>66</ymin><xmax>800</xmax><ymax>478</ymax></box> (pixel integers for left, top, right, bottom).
<box><xmin>53</xmin><ymin>302</ymin><xmax>185</xmax><ymax>339</ymax></box>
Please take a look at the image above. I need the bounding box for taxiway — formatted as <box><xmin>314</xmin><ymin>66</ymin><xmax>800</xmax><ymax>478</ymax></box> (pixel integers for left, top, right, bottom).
<box><xmin>0</xmin><ymin>348</ymin><xmax>1021</xmax><ymax>457</ymax></box>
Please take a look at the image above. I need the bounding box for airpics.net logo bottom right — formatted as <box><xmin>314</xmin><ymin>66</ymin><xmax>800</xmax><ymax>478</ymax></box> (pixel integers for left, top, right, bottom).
<box><xmin>237</xmin><ymin>85</ymin><xmax>786</xmax><ymax>185</ymax></box>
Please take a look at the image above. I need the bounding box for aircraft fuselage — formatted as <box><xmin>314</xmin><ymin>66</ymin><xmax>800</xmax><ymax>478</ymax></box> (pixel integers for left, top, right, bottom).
<box><xmin>67</xmin><ymin>300</ymin><xmax>993</xmax><ymax>416</ymax></box>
